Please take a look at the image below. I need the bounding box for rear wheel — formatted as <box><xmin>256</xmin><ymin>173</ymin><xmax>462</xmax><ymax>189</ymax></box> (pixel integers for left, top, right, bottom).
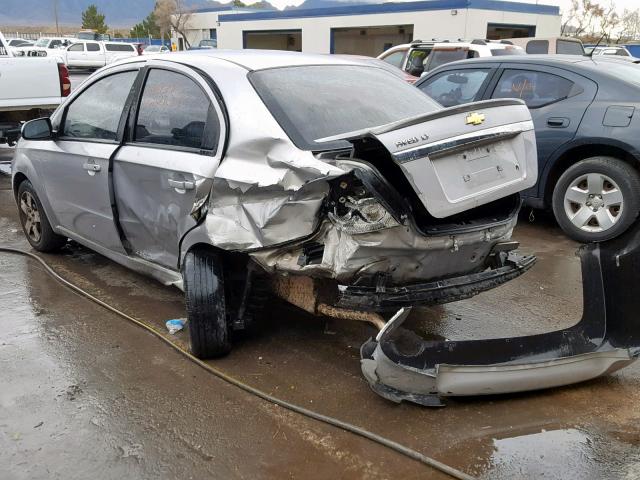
<box><xmin>182</xmin><ymin>248</ymin><xmax>231</xmax><ymax>359</ymax></box>
<box><xmin>552</xmin><ymin>157</ymin><xmax>640</xmax><ymax>243</ymax></box>
<box><xmin>17</xmin><ymin>180</ymin><xmax>67</xmax><ymax>252</ymax></box>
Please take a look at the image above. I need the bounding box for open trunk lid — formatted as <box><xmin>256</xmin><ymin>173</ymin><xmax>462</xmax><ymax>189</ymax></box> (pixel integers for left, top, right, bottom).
<box><xmin>317</xmin><ymin>99</ymin><xmax>537</xmax><ymax>218</ymax></box>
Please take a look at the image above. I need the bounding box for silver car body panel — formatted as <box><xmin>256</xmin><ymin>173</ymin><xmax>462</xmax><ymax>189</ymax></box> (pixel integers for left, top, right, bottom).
<box><xmin>15</xmin><ymin>51</ymin><xmax>533</xmax><ymax>283</ymax></box>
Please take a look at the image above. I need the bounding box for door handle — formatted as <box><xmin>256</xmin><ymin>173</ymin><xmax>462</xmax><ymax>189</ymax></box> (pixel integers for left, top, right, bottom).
<box><xmin>547</xmin><ymin>117</ymin><xmax>570</xmax><ymax>128</ymax></box>
<box><xmin>168</xmin><ymin>178</ymin><xmax>195</xmax><ymax>191</ymax></box>
<box><xmin>82</xmin><ymin>162</ymin><xmax>101</xmax><ymax>172</ymax></box>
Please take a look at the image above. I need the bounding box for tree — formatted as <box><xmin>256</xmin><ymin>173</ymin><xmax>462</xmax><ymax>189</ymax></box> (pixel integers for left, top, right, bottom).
<box><xmin>81</xmin><ymin>4</ymin><xmax>108</xmax><ymax>34</ymax></box>
<box><xmin>619</xmin><ymin>9</ymin><xmax>640</xmax><ymax>42</ymax></box>
<box><xmin>155</xmin><ymin>0</ymin><xmax>193</xmax><ymax>48</ymax></box>
<box><xmin>131</xmin><ymin>11</ymin><xmax>161</xmax><ymax>39</ymax></box>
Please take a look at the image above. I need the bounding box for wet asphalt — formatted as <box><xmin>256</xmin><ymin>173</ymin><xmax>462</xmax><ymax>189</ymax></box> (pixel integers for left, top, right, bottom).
<box><xmin>1</xmin><ymin>75</ymin><xmax>640</xmax><ymax>479</ymax></box>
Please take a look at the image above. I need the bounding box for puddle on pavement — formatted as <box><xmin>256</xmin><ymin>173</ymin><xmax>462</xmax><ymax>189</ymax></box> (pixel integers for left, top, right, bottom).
<box><xmin>451</xmin><ymin>426</ymin><xmax>640</xmax><ymax>479</ymax></box>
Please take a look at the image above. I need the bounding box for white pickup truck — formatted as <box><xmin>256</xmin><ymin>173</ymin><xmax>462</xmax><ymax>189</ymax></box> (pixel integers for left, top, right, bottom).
<box><xmin>60</xmin><ymin>40</ymin><xmax>139</xmax><ymax>68</ymax></box>
<box><xmin>0</xmin><ymin>32</ymin><xmax>70</xmax><ymax>144</ymax></box>
<box><xmin>11</xmin><ymin>36</ymin><xmax>75</xmax><ymax>57</ymax></box>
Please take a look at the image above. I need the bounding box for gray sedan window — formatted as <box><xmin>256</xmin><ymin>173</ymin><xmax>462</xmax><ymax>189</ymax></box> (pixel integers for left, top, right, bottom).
<box><xmin>419</xmin><ymin>69</ymin><xmax>490</xmax><ymax>107</ymax></box>
<box><xmin>250</xmin><ymin>65</ymin><xmax>440</xmax><ymax>150</ymax></box>
<box><xmin>62</xmin><ymin>71</ymin><xmax>137</xmax><ymax>141</ymax></box>
<box><xmin>134</xmin><ymin>69</ymin><xmax>214</xmax><ymax>150</ymax></box>
<box><xmin>492</xmin><ymin>70</ymin><xmax>575</xmax><ymax>109</ymax></box>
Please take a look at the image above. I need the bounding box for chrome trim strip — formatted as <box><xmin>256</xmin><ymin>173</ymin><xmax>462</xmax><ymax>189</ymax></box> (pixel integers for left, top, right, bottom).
<box><xmin>393</xmin><ymin>121</ymin><xmax>533</xmax><ymax>164</ymax></box>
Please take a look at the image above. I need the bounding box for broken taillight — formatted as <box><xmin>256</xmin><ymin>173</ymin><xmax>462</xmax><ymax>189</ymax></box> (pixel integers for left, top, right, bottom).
<box><xmin>58</xmin><ymin>63</ymin><xmax>71</xmax><ymax>97</ymax></box>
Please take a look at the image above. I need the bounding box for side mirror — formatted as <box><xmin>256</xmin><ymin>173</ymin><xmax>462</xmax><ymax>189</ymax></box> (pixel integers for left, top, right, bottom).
<box><xmin>22</xmin><ymin>118</ymin><xmax>53</xmax><ymax>141</ymax></box>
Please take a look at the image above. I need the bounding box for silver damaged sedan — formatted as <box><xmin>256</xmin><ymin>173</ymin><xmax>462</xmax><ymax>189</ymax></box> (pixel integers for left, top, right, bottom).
<box><xmin>12</xmin><ymin>50</ymin><xmax>538</xmax><ymax>358</ymax></box>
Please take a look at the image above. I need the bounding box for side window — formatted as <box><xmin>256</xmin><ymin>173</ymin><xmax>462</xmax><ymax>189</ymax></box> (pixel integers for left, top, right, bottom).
<box><xmin>427</xmin><ymin>48</ymin><xmax>468</xmax><ymax>71</ymax></box>
<box><xmin>406</xmin><ymin>48</ymin><xmax>431</xmax><ymax>75</ymax></box>
<box><xmin>557</xmin><ymin>40</ymin><xmax>584</xmax><ymax>55</ymax></box>
<box><xmin>381</xmin><ymin>50</ymin><xmax>406</xmax><ymax>69</ymax></box>
<box><xmin>50</xmin><ymin>40</ymin><xmax>62</xmax><ymax>48</ymax></box>
<box><xmin>68</xmin><ymin>43</ymin><xmax>84</xmax><ymax>52</ymax></box>
<box><xmin>134</xmin><ymin>69</ymin><xmax>217</xmax><ymax>151</ymax></box>
<box><xmin>106</xmin><ymin>44</ymin><xmax>133</xmax><ymax>52</ymax></box>
<box><xmin>63</xmin><ymin>71</ymin><xmax>137</xmax><ymax>141</ymax></box>
<box><xmin>86</xmin><ymin>43</ymin><xmax>100</xmax><ymax>52</ymax></box>
<box><xmin>526</xmin><ymin>40</ymin><xmax>549</xmax><ymax>54</ymax></box>
<box><xmin>419</xmin><ymin>69</ymin><xmax>491</xmax><ymax>107</ymax></box>
<box><xmin>491</xmin><ymin>69</ymin><xmax>576</xmax><ymax>109</ymax></box>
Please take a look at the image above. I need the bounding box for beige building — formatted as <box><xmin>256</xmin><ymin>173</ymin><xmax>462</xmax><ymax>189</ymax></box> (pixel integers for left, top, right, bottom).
<box><xmin>176</xmin><ymin>0</ymin><xmax>561</xmax><ymax>57</ymax></box>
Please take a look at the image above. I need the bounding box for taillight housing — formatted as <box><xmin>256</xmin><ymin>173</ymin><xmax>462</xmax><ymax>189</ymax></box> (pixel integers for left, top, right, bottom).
<box><xmin>58</xmin><ymin>63</ymin><xmax>71</xmax><ymax>97</ymax></box>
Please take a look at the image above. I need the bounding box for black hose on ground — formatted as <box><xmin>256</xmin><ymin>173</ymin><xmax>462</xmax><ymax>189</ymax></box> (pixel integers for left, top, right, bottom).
<box><xmin>0</xmin><ymin>246</ymin><xmax>476</xmax><ymax>480</ymax></box>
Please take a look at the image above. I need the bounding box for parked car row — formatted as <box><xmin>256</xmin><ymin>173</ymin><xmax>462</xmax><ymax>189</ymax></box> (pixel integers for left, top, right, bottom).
<box><xmin>0</xmin><ymin>31</ymin><xmax>70</xmax><ymax>144</ymax></box>
<box><xmin>8</xmin><ymin>34</ymin><xmax>169</xmax><ymax>68</ymax></box>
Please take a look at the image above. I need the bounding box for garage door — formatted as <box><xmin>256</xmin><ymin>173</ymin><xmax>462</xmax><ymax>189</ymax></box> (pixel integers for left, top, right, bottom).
<box><xmin>331</xmin><ymin>25</ymin><xmax>413</xmax><ymax>57</ymax></box>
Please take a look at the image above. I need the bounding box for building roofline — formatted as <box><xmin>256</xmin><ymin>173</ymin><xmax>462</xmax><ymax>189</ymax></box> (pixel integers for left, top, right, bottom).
<box><xmin>216</xmin><ymin>0</ymin><xmax>560</xmax><ymax>23</ymax></box>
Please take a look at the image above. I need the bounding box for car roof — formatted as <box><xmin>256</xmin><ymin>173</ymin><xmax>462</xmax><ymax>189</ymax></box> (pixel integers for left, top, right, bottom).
<box><xmin>123</xmin><ymin>49</ymin><xmax>376</xmax><ymax>71</ymax></box>
<box><xmin>436</xmin><ymin>54</ymin><xmax>614</xmax><ymax>69</ymax></box>
<box><xmin>424</xmin><ymin>54</ymin><xmax>640</xmax><ymax>82</ymax></box>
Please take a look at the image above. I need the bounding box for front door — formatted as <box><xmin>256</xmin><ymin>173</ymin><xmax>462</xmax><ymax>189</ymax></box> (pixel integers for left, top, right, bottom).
<box><xmin>112</xmin><ymin>64</ymin><xmax>226</xmax><ymax>270</ymax></box>
<box><xmin>36</xmin><ymin>68</ymin><xmax>139</xmax><ymax>253</ymax></box>
<box><xmin>65</xmin><ymin>42</ymin><xmax>85</xmax><ymax>66</ymax></box>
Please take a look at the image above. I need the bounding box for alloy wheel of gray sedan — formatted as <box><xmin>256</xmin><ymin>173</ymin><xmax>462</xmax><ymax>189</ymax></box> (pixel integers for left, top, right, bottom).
<box><xmin>552</xmin><ymin>157</ymin><xmax>640</xmax><ymax>243</ymax></box>
<box><xmin>563</xmin><ymin>173</ymin><xmax>623</xmax><ymax>233</ymax></box>
<box><xmin>20</xmin><ymin>191</ymin><xmax>42</xmax><ymax>243</ymax></box>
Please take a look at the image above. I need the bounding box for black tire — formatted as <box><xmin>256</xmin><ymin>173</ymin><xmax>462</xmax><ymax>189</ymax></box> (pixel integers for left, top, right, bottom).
<box><xmin>552</xmin><ymin>157</ymin><xmax>640</xmax><ymax>243</ymax></box>
<box><xmin>16</xmin><ymin>180</ymin><xmax>67</xmax><ymax>252</ymax></box>
<box><xmin>182</xmin><ymin>248</ymin><xmax>231</xmax><ymax>359</ymax></box>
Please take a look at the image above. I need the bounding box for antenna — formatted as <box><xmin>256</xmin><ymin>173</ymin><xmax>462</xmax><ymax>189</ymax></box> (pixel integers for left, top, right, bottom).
<box><xmin>588</xmin><ymin>33</ymin><xmax>606</xmax><ymax>59</ymax></box>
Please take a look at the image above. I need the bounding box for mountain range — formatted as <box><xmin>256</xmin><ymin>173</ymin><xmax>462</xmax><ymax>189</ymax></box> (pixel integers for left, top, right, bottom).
<box><xmin>0</xmin><ymin>0</ymin><xmax>375</xmax><ymax>28</ymax></box>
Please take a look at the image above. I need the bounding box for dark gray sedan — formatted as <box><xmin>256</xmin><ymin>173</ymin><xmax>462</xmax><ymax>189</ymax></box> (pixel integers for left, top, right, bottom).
<box><xmin>416</xmin><ymin>55</ymin><xmax>640</xmax><ymax>242</ymax></box>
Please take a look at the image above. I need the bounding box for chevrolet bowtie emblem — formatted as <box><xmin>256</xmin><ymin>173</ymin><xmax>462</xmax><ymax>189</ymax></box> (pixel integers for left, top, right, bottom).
<box><xmin>466</xmin><ymin>112</ymin><xmax>486</xmax><ymax>126</ymax></box>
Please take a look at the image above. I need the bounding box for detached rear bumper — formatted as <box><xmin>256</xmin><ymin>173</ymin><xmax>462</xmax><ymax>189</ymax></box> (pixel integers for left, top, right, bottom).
<box><xmin>360</xmin><ymin>220</ymin><xmax>640</xmax><ymax>406</ymax></box>
<box><xmin>337</xmin><ymin>252</ymin><xmax>535</xmax><ymax>312</ymax></box>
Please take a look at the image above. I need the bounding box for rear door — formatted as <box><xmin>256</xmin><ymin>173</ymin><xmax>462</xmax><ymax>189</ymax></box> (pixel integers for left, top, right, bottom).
<box><xmin>85</xmin><ymin>42</ymin><xmax>104</xmax><ymax>67</ymax></box>
<box><xmin>112</xmin><ymin>63</ymin><xmax>227</xmax><ymax>269</ymax></box>
<box><xmin>488</xmin><ymin>64</ymin><xmax>597</xmax><ymax>197</ymax></box>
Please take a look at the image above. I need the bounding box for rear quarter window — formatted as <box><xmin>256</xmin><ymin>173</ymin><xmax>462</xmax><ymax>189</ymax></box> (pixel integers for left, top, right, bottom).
<box><xmin>557</xmin><ymin>40</ymin><xmax>585</xmax><ymax>55</ymax></box>
<box><xmin>526</xmin><ymin>40</ymin><xmax>549</xmax><ymax>54</ymax></box>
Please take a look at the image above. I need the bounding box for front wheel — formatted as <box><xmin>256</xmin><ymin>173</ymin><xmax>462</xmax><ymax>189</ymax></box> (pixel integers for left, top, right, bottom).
<box><xmin>182</xmin><ymin>248</ymin><xmax>231</xmax><ymax>359</ymax></box>
<box><xmin>552</xmin><ymin>157</ymin><xmax>640</xmax><ymax>243</ymax></box>
<box><xmin>17</xmin><ymin>180</ymin><xmax>67</xmax><ymax>252</ymax></box>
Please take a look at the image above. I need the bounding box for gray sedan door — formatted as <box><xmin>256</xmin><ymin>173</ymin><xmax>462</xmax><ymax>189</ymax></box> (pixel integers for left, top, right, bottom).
<box><xmin>35</xmin><ymin>67</ymin><xmax>139</xmax><ymax>253</ymax></box>
<box><xmin>112</xmin><ymin>64</ymin><xmax>226</xmax><ymax>270</ymax></box>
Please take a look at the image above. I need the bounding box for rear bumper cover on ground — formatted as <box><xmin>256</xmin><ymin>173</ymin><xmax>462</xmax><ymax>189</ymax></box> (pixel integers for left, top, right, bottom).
<box><xmin>360</xmin><ymin>221</ymin><xmax>640</xmax><ymax>406</ymax></box>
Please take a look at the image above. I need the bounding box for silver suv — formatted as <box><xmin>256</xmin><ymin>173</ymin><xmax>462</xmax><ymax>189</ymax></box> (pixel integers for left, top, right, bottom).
<box><xmin>12</xmin><ymin>50</ymin><xmax>537</xmax><ymax>358</ymax></box>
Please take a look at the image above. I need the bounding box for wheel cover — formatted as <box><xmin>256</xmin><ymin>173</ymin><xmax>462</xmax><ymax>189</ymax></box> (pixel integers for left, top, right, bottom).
<box><xmin>563</xmin><ymin>173</ymin><xmax>624</xmax><ymax>233</ymax></box>
<box><xmin>20</xmin><ymin>191</ymin><xmax>42</xmax><ymax>243</ymax></box>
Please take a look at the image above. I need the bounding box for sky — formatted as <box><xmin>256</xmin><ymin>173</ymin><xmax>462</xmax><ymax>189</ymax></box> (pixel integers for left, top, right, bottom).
<box><xmin>270</xmin><ymin>0</ymin><xmax>640</xmax><ymax>13</ymax></box>
<box><xmin>504</xmin><ymin>0</ymin><xmax>638</xmax><ymax>14</ymax></box>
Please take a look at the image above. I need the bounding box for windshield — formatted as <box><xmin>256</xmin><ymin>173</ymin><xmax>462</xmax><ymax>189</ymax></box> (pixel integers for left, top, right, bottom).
<box><xmin>35</xmin><ymin>38</ymin><xmax>50</xmax><ymax>47</ymax></box>
<box><xmin>250</xmin><ymin>65</ymin><xmax>440</xmax><ymax>150</ymax></box>
<box><xmin>145</xmin><ymin>45</ymin><xmax>160</xmax><ymax>51</ymax></box>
